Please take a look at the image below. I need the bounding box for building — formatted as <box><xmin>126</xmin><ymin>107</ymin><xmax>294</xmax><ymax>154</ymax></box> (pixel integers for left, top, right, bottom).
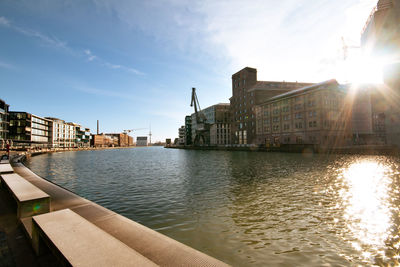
<box><xmin>136</xmin><ymin>136</ymin><xmax>148</xmax><ymax>146</ymax></box>
<box><xmin>230</xmin><ymin>67</ymin><xmax>313</xmax><ymax>144</ymax></box>
<box><xmin>91</xmin><ymin>134</ymin><xmax>114</xmax><ymax>147</ymax></box>
<box><xmin>75</xmin><ymin>125</ymin><xmax>91</xmax><ymax>147</ymax></box>
<box><xmin>46</xmin><ymin>118</ymin><xmax>76</xmax><ymax>148</ymax></box>
<box><xmin>351</xmin><ymin>84</ymin><xmax>387</xmax><ymax>145</ymax></box>
<box><xmin>184</xmin><ymin>116</ymin><xmax>192</xmax><ymax>145</ymax></box>
<box><xmin>8</xmin><ymin>112</ymin><xmax>52</xmax><ymax>148</ymax></box>
<box><xmin>178</xmin><ymin>126</ymin><xmax>185</xmax><ymax>145</ymax></box>
<box><xmin>105</xmin><ymin>133</ymin><xmax>133</xmax><ymax>147</ymax></box>
<box><xmin>0</xmin><ymin>99</ymin><xmax>9</xmax><ymax>146</ymax></box>
<box><xmin>191</xmin><ymin>103</ymin><xmax>231</xmax><ymax>145</ymax></box>
<box><xmin>361</xmin><ymin>0</ymin><xmax>400</xmax><ymax>89</ymax></box>
<box><xmin>254</xmin><ymin>80</ymin><xmax>353</xmax><ymax>148</ymax></box>
<box><xmin>361</xmin><ymin>0</ymin><xmax>400</xmax><ymax>146</ymax></box>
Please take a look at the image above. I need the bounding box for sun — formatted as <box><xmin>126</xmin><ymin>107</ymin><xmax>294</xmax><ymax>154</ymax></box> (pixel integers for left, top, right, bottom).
<box><xmin>341</xmin><ymin>53</ymin><xmax>387</xmax><ymax>84</ymax></box>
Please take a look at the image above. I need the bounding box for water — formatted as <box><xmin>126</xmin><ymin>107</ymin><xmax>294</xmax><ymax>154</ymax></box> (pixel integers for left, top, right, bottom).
<box><xmin>25</xmin><ymin>147</ymin><xmax>400</xmax><ymax>266</ymax></box>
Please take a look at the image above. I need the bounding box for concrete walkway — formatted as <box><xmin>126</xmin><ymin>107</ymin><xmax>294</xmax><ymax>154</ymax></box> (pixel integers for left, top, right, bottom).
<box><xmin>7</xmin><ymin>157</ymin><xmax>229</xmax><ymax>267</ymax></box>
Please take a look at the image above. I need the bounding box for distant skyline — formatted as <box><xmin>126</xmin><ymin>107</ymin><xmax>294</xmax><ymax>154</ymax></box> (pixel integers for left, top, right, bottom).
<box><xmin>0</xmin><ymin>0</ymin><xmax>377</xmax><ymax>141</ymax></box>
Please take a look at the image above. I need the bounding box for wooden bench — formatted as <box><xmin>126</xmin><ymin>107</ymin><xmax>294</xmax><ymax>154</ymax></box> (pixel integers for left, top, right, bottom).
<box><xmin>0</xmin><ymin>173</ymin><xmax>50</xmax><ymax>219</ymax></box>
<box><xmin>32</xmin><ymin>209</ymin><xmax>158</xmax><ymax>267</ymax></box>
<box><xmin>0</xmin><ymin>163</ymin><xmax>13</xmax><ymax>174</ymax></box>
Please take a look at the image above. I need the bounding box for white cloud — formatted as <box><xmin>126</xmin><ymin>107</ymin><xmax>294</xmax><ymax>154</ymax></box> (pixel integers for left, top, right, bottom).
<box><xmin>84</xmin><ymin>49</ymin><xmax>96</xmax><ymax>61</ymax></box>
<box><xmin>0</xmin><ymin>61</ymin><xmax>15</xmax><ymax>70</ymax></box>
<box><xmin>92</xmin><ymin>0</ymin><xmax>377</xmax><ymax>82</ymax></box>
<box><xmin>0</xmin><ymin>16</ymin><xmax>10</xmax><ymax>26</ymax></box>
<box><xmin>0</xmin><ymin>16</ymin><xmax>144</xmax><ymax>76</ymax></box>
<box><xmin>0</xmin><ymin>15</ymin><xmax>69</xmax><ymax>51</ymax></box>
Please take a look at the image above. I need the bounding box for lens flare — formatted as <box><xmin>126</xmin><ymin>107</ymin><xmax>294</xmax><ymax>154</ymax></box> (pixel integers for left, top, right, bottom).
<box><xmin>338</xmin><ymin>160</ymin><xmax>393</xmax><ymax>260</ymax></box>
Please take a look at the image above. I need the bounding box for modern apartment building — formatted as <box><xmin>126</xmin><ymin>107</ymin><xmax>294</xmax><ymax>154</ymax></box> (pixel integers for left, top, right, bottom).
<box><xmin>75</xmin><ymin>124</ymin><xmax>91</xmax><ymax>147</ymax></box>
<box><xmin>8</xmin><ymin>112</ymin><xmax>52</xmax><ymax>147</ymax></box>
<box><xmin>230</xmin><ymin>67</ymin><xmax>313</xmax><ymax>144</ymax></box>
<box><xmin>184</xmin><ymin>115</ymin><xmax>192</xmax><ymax>145</ymax></box>
<box><xmin>191</xmin><ymin>103</ymin><xmax>231</xmax><ymax>145</ymax></box>
<box><xmin>0</xmin><ymin>98</ymin><xmax>9</xmax><ymax>144</ymax></box>
<box><xmin>178</xmin><ymin>126</ymin><xmax>185</xmax><ymax>145</ymax></box>
<box><xmin>254</xmin><ymin>80</ymin><xmax>353</xmax><ymax>148</ymax></box>
<box><xmin>46</xmin><ymin>118</ymin><xmax>76</xmax><ymax>148</ymax></box>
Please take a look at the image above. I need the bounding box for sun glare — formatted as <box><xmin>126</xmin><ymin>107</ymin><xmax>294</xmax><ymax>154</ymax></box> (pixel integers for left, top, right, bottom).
<box><xmin>339</xmin><ymin>160</ymin><xmax>394</xmax><ymax>260</ymax></box>
<box><xmin>342</xmin><ymin>55</ymin><xmax>387</xmax><ymax>84</ymax></box>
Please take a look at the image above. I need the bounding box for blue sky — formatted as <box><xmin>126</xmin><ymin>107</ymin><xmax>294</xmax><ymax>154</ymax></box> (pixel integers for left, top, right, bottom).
<box><xmin>0</xmin><ymin>0</ymin><xmax>377</xmax><ymax>141</ymax></box>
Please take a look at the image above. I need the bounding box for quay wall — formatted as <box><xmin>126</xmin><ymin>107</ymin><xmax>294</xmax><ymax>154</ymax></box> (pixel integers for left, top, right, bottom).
<box><xmin>10</xmin><ymin>153</ymin><xmax>228</xmax><ymax>267</ymax></box>
<box><xmin>167</xmin><ymin>144</ymin><xmax>400</xmax><ymax>155</ymax></box>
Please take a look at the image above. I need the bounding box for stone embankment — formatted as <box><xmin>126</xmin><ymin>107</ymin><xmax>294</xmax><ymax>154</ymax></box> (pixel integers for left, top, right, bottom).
<box><xmin>167</xmin><ymin>144</ymin><xmax>399</xmax><ymax>155</ymax></box>
<box><xmin>0</xmin><ymin>153</ymin><xmax>229</xmax><ymax>266</ymax></box>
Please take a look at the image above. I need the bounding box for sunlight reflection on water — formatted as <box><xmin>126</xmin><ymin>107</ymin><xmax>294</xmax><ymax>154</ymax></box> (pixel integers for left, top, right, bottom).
<box><xmin>333</xmin><ymin>158</ymin><xmax>400</xmax><ymax>265</ymax></box>
<box><xmin>26</xmin><ymin>149</ymin><xmax>400</xmax><ymax>266</ymax></box>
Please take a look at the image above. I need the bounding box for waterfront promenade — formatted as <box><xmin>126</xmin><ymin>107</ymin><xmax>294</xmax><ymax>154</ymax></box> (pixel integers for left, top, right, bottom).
<box><xmin>0</xmin><ymin>152</ymin><xmax>229</xmax><ymax>266</ymax></box>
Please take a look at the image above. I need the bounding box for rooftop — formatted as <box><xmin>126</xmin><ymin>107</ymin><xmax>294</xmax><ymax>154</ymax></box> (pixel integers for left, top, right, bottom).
<box><xmin>247</xmin><ymin>81</ymin><xmax>314</xmax><ymax>92</ymax></box>
<box><xmin>263</xmin><ymin>79</ymin><xmax>340</xmax><ymax>103</ymax></box>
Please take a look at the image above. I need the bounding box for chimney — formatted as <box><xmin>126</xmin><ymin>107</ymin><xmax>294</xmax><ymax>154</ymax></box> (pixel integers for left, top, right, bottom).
<box><xmin>97</xmin><ymin>120</ymin><xmax>99</xmax><ymax>135</ymax></box>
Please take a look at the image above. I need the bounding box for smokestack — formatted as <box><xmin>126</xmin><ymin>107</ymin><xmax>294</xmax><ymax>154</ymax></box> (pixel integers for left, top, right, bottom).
<box><xmin>97</xmin><ymin>120</ymin><xmax>99</xmax><ymax>135</ymax></box>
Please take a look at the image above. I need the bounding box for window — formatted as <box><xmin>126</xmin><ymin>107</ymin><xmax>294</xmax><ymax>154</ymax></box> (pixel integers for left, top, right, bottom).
<box><xmin>295</xmin><ymin>113</ymin><xmax>303</xmax><ymax>119</ymax></box>
<box><xmin>295</xmin><ymin>122</ymin><xmax>303</xmax><ymax>129</ymax></box>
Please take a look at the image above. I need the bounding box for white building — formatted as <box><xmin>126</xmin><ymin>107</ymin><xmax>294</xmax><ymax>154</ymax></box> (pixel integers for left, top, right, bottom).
<box><xmin>46</xmin><ymin>117</ymin><xmax>76</xmax><ymax>148</ymax></box>
<box><xmin>136</xmin><ymin>136</ymin><xmax>148</xmax><ymax>146</ymax></box>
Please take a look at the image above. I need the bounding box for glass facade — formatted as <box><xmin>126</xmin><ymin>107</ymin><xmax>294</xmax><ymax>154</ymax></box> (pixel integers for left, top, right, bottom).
<box><xmin>0</xmin><ymin>99</ymin><xmax>9</xmax><ymax>142</ymax></box>
<box><xmin>9</xmin><ymin>112</ymin><xmax>51</xmax><ymax>147</ymax></box>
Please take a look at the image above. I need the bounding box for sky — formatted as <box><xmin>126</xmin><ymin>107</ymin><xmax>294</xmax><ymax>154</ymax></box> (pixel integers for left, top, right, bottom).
<box><xmin>0</xmin><ymin>0</ymin><xmax>378</xmax><ymax>142</ymax></box>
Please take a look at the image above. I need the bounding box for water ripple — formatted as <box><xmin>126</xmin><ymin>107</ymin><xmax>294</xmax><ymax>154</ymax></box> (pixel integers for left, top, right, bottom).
<box><xmin>26</xmin><ymin>148</ymin><xmax>400</xmax><ymax>266</ymax></box>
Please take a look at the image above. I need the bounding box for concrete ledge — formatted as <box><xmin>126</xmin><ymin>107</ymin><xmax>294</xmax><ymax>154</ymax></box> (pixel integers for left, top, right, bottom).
<box><xmin>11</xmin><ymin>158</ymin><xmax>229</xmax><ymax>267</ymax></box>
<box><xmin>0</xmin><ymin>163</ymin><xmax>13</xmax><ymax>174</ymax></box>
<box><xmin>0</xmin><ymin>173</ymin><xmax>50</xmax><ymax>219</ymax></box>
<box><xmin>32</xmin><ymin>209</ymin><xmax>158</xmax><ymax>267</ymax></box>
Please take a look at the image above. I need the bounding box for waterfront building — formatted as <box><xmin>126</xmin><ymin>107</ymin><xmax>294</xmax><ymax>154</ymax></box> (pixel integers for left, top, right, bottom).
<box><xmin>45</xmin><ymin>118</ymin><xmax>76</xmax><ymax>148</ymax></box>
<box><xmin>351</xmin><ymin>84</ymin><xmax>387</xmax><ymax>145</ymax></box>
<box><xmin>230</xmin><ymin>67</ymin><xmax>313</xmax><ymax>145</ymax></box>
<box><xmin>75</xmin><ymin>124</ymin><xmax>91</xmax><ymax>148</ymax></box>
<box><xmin>136</xmin><ymin>136</ymin><xmax>148</xmax><ymax>146</ymax></box>
<box><xmin>191</xmin><ymin>103</ymin><xmax>231</xmax><ymax>145</ymax></box>
<box><xmin>105</xmin><ymin>133</ymin><xmax>133</xmax><ymax>147</ymax></box>
<box><xmin>8</xmin><ymin>112</ymin><xmax>52</xmax><ymax>148</ymax></box>
<box><xmin>254</xmin><ymin>80</ymin><xmax>353</xmax><ymax>148</ymax></box>
<box><xmin>184</xmin><ymin>115</ymin><xmax>192</xmax><ymax>145</ymax></box>
<box><xmin>91</xmin><ymin>134</ymin><xmax>114</xmax><ymax>147</ymax></box>
<box><xmin>361</xmin><ymin>0</ymin><xmax>400</xmax><ymax>146</ymax></box>
<box><xmin>178</xmin><ymin>126</ymin><xmax>185</xmax><ymax>145</ymax></box>
<box><xmin>0</xmin><ymin>98</ymin><xmax>9</xmax><ymax>146</ymax></box>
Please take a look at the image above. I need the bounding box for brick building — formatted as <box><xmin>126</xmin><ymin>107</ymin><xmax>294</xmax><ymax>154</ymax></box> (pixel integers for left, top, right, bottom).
<box><xmin>105</xmin><ymin>133</ymin><xmax>133</xmax><ymax>147</ymax></box>
<box><xmin>230</xmin><ymin>67</ymin><xmax>313</xmax><ymax>144</ymax></box>
<box><xmin>255</xmin><ymin>80</ymin><xmax>353</xmax><ymax>148</ymax></box>
<box><xmin>361</xmin><ymin>0</ymin><xmax>400</xmax><ymax>146</ymax></box>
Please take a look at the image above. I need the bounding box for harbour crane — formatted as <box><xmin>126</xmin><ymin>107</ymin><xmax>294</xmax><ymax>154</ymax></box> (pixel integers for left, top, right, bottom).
<box><xmin>123</xmin><ymin>128</ymin><xmax>147</xmax><ymax>135</ymax></box>
<box><xmin>190</xmin><ymin>87</ymin><xmax>210</xmax><ymax>145</ymax></box>
<box><xmin>341</xmin><ymin>36</ymin><xmax>360</xmax><ymax>60</ymax></box>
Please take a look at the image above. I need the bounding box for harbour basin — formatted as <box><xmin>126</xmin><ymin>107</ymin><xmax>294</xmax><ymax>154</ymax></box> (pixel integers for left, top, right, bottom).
<box><xmin>25</xmin><ymin>147</ymin><xmax>400</xmax><ymax>266</ymax></box>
